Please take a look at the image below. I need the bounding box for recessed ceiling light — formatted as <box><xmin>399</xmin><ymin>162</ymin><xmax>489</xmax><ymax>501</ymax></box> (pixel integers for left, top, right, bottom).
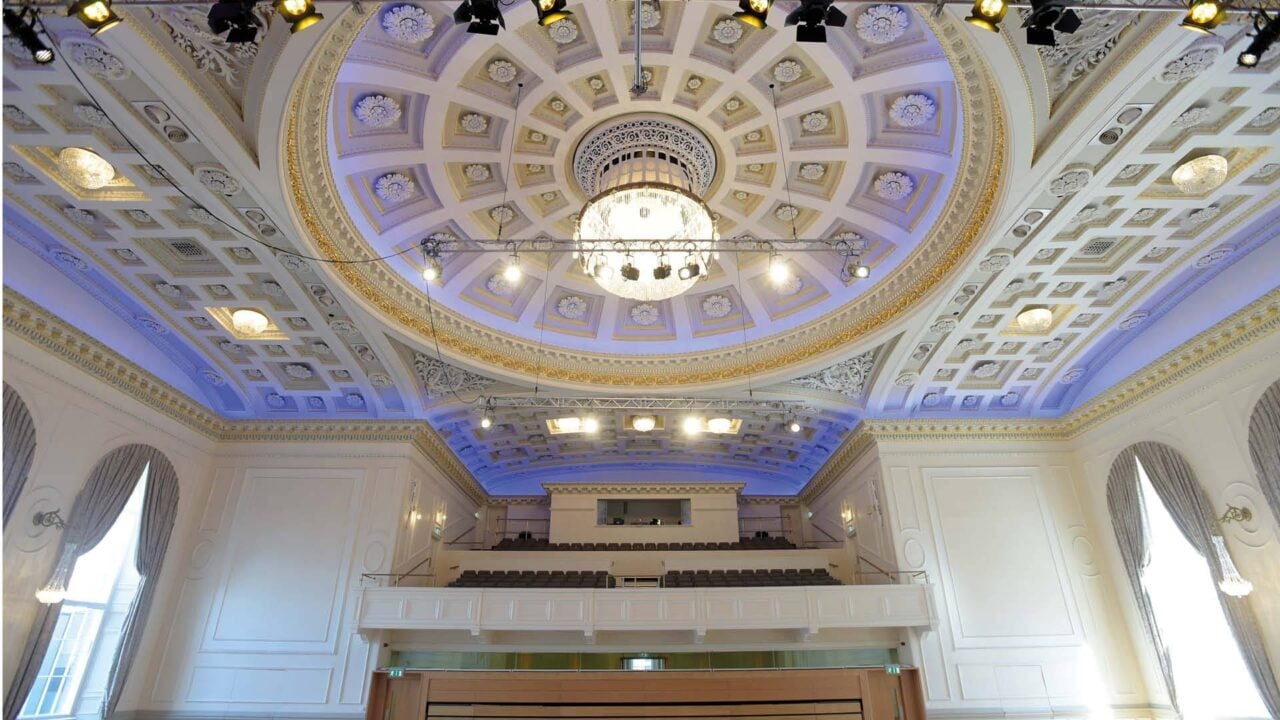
<box><xmin>683</xmin><ymin>416</ymin><xmax>702</xmax><ymax>435</ymax></box>
<box><xmin>231</xmin><ymin>308</ymin><xmax>269</xmax><ymax>336</ymax></box>
<box><xmin>1016</xmin><ymin>305</ymin><xmax>1053</xmax><ymax>333</ymax></box>
<box><xmin>632</xmin><ymin>415</ymin><xmax>656</xmax><ymax>432</ymax></box>
<box><xmin>582</xmin><ymin>417</ymin><xmax>599</xmax><ymax>433</ymax></box>
<box><xmin>57</xmin><ymin>147</ymin><xmax>115</xmax><ymax>189</ymax></box>
<box><xmin>1171</xmin><ymin>154</ymin><xmax>1228</xmax><ymax>194</ymax></box>
<box><xmin>707</xmin><ymin>417</ymin><xmax>733</xmax><ymax>434</ymax></box>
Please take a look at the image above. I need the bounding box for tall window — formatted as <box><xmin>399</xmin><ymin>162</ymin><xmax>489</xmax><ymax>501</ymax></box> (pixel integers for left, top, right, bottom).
<box><xmin>20</xmin><ymin>468</ymin><xmax>147</xmax><ymax>719</ymax></box>
<box><xmin>1135</xmin><ymin>459</ymin><xmax>1268</xmax><ymax>719</ymax></box>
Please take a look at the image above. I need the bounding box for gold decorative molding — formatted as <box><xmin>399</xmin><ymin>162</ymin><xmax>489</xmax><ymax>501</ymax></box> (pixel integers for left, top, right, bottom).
<box><xmin>3</xmin><ymin>288</ymin><xmax>487</xmax><ymax>504</ymax></box>
<box><xmin>799</xmin><ymin>287</ymin><xmax>1280</xmax><ymax>502</ymax></box>
<box><xmin>281</xmin><ymin>11</ymin><xmax>1006</xmax><ymax>387</ymax></box>
<box><xmin>9</xmin><ymin>285</ymin><xmax>1276</xmax><ymax>509</ymax></box>
<box><xmin>542</xmin><ymin>481</ymin><xmax>747</xmax><ymax>496</ymax></box>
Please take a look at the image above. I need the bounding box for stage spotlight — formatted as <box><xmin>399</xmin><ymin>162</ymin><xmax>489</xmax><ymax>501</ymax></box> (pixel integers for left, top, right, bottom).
<box><xmin>678</xmin><ymin>255</ymin><xmax>702</xmax><ymax>281</ymax></box>
<box><xmin>620</xmin><ymin>262</ymin><xmax>640</xmax><ymax>282</ymax></box>
<box><xmin>965</xmin><ymin>0</ymin><xmax>1008</xmax><ymax>32</ymax></box>
<box><xmin>1180</xmin><ymin>0</ymin><xmax>1226</xmax><ymax>33</ymax></box>
<box><xmin>454</xmin><ymin>0</ymin><xmax>505</xmax><ymax>34</ymax></box>
<box><xmin>1024</xmin><ymin>0</ymin><xmax>1080</xmax><ymax>46</ymax></box>
<box><xmin>209</xmin><ymin>1</ymin><xmax>262</xmax><ymax>43</ymax></box>
<box><xmin>274</xmin><ymin>0</ymin><xmax>323</xmax><ymax>33</ymax></box>
<box><xmin>784</xmin><ymin>0</ymin><xmax>846</xmax><ymax>43</ymax></box>
<box><xmin>1239</xmin><ymin>10</ymin><xmax>1279</xmax><ymax>67</ymax></box>
<box><xmin>733</xmin><ymin>0</ymin><xmax>772</xmax><ymax>29</ymax></box>
<box><xmin>4</xmin><ymin>8</ymin><xmax>54</xmax><ymax>64</ymax></box>
<box><xmin>532</xmin><ymin>0</ymin><xmax>571</xmax><ymax>26</ymax></box>
<box><xmin>67</xmin><ymin>0</ymin><xmax>122</xmax><ymax>34</ymax></box>
<box><xmin>653</xmin><ymin>259</ymin><xmax>672</xmax><ymax>280</ymax></box>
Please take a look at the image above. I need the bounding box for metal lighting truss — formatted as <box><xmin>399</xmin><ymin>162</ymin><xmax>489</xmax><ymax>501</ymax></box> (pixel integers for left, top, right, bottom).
<box><xmin>480</xmin><ymin>396</ymin><xmax>819</xmax><ymax>414</ymax></box>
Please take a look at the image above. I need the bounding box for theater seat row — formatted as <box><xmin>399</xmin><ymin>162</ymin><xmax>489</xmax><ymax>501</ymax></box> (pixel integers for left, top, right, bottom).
<box><xmin>664</xmin><ymin>568</ymin><xmax>841</xmax><ymax>587</ymax></box>
<box><xmin>489</xmin><ymin>537</ymin><xmax>797</xmax><ymax>551</ymax></box>
<box><xmin>449</xmin><ymin>570</ymin><xmax>608</xmax><ymax>588</ymax></box>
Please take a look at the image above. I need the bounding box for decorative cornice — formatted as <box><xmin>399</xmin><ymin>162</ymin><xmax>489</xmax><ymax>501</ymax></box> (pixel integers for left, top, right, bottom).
<box><xmin>542</xmin><ymin>481</ymin><xmax>747</xmax><ymax>496</ymax></box>
<box><xmin>486</xmin><ymin>495</ymin><xmax>550</xmax><ymax>506</ymax></box>
<box><xmin>7</xmin><ymin>285</ymin><xmax>1277</xmax><ymax>510</ymax></box>
<box><xmin>799</xmin><ymin>287</ymin><xmax>1280</xmax><ymax>502</ymax></box>
<box><xmin>739</xmin><ymin>495</ymin><xmax>801</xmax><ymax>506</ymax></box>
<box><xmin>3</xmin><ymin>289</ymin><xmax>486</xmax><ymax>504</ymax></box>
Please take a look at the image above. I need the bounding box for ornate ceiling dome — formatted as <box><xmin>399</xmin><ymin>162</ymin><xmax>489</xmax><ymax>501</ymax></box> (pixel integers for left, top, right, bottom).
<box><xmin>286</xmin><ymin>1</ymin><xmax>1004</xmax><ymax>389</ymax></box>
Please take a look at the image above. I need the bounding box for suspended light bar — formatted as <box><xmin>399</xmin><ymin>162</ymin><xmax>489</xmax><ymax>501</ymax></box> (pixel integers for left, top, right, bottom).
<box><xmin>965</xmin><ymin>0</ymin><xmax>1009</xmax><ymax>31</ymax></box>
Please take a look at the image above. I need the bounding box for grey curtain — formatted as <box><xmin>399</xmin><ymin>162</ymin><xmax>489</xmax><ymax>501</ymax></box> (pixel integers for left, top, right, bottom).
<box><xmin>4</xmin><ymin>444</ymin><xmax>155</xmax><ymax>720</ymax></box>
<box><xmin>1109</xmin><ymin>442</ymin><xmax>1280</xmax><ymax>718</ymax></box>
<box><xmin>102</xmin><ymin>453</ymin><xmax>180</xmax><ymax>718</ymax></box>
<box><xmin>1248</xmin><ymin>380</ymin><xmax>1280</xmax><ymax>527</ymax></box>
<box><xmin>1106</xmin><ymin>447</ymin><xmax>1178</xmax><ymax>712</ymax></box>
<box><xmin>3</xmin><ymin>382</ymin><xmax>38</xmax><ymax>527</ymax></box>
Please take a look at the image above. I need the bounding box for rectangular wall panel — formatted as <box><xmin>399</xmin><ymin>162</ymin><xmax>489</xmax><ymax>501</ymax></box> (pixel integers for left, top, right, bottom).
<box><xmin>929</xmin><ymin>473</ymin><xmax>1074</xmax><ymax>645</ymax></box>
<box><xmin>210</xmin><ymin>470</ymin><xmax>360</xmax><ymax>646</ymax></box>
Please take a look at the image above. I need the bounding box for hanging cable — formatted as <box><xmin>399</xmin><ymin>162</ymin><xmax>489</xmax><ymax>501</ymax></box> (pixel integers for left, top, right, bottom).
<box><xmin>35</xmin><ymin>12</ymin><xmax>424</xmax><ymax>267</ymax></box>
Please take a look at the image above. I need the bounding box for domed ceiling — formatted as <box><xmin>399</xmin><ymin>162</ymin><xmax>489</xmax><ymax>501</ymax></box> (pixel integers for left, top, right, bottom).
<box><xmin>287</xmin><ymin>0</ymin><xmax>1003</xmax><ymax>389</ymax></box>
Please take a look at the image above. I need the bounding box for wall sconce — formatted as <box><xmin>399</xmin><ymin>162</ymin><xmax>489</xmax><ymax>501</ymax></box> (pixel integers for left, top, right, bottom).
<box><xmin>1212</xmin><ymin>535</ymin><xmax>1253</xmax><ymax>597</ymax></box>
<box><xmin>33</xmin><ymin>509</ymin><xmax>67</xmax><ymax>530</ymax></box>
<box><xmin>1219</xmin><ymin>504</ymin><xmax>1252</xmax><ymax>525</ymax></box>
<box><xmin>840</xmin><ymin>502</ymin><xmax>856</xmax><ymax>536</ymax></box>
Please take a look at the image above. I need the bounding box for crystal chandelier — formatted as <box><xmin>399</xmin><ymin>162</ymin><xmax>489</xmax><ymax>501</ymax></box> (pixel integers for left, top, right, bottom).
<box><xmin>572</xmin><ymin>114</ymin><xmax>719</xmax><ymax>303</ymax></box>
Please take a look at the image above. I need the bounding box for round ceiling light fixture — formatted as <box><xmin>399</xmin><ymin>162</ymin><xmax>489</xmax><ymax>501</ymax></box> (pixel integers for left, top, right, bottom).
<box><xmin>632</xmin><ymin>415</ymin><xmax>657</xmax><ymax>432</ymax></box>
<box><xmin>57</xmin><ymin>147</ymin><xmax>115</xmax><ymax>189</ymax></box>
<box><xmin>573</xmin><ymin>115</ymin><xmax>719</xmax><ymax>302</ymax></box>
<box><xmin>1171</xmin><ymin>154</ymin><xmax>1229</xmax><ymax>194</ymax></box>
<box><xmin>231</xmin><ymin>308</ymin><xmax>270</xmax><ymax>335</ymax></box>
<box><xmin>706</xmin><ymin>417</ymin><xmax>733</xmax><ymax>434</ymax></box>
<box><xmin>1016</xmin><ymin>305</ymin><xmax>1054</xmax><ymax>332</ymax></box>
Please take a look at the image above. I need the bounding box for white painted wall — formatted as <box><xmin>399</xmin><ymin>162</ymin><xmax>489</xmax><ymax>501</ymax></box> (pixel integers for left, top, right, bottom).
<box><xmin>2</xmin><ymin>336</ymin><xmax>216</xmax><ymax>705</ymax></box>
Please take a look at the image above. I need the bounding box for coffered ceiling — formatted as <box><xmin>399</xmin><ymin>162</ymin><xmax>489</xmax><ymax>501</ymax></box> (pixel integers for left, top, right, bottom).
<box><xmin>2</xmin><ymin>1</ymin><xmax>1277</xmax><ymax>494</ymax></box>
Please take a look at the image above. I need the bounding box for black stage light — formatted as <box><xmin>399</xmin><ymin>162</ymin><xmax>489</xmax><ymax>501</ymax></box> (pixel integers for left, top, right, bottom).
<box><xmin>454</xmin><ymin>0</ymin><xmax>505</xmax><ymax>35</ymax></box>
<box><xmin>209</xmin><ymin>1</ymin><xmax>262</xmax><ymax>43</ymax></box>
<box><xmin>1239</xmin><ymin>10</ymin><xmax>1280</xmax><ymax>67</ymax></box>
<box><xmin>1024</xmin><ymin>0</ymin><xmax>1080</xmax><ymax>46</ymax></box>
<box><xmin>653</xmin><ymin>262</ymin><xmax>672</xmax><ymax>280</ymax></box>
<box><xmin>620</xmin><ymin>263</ymin><xmax>640</xmax><ymax>281</ymax></box>
<box><xmin>4</xmin><ymin>8</ymin><xmax>54</xmax><ymax>63</ymax></box>
<box><xmin>785</xmin><ymin>0</ymin><xmax>846</xmax><ymax>43</ymax></box>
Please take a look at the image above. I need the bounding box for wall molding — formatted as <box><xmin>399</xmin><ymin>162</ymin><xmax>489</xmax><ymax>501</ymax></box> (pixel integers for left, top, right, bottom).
<box><xmin>7</xmin><ymin>284</ymin><xmax>1278</xmax><ymax>510</ymax></box>
<box><xmin>542</xmin><ymin>481</ymin><xmax>747</xmax><ymax>495</ymax></box>
<box><xmin>802</xmin><ymin>287</ymin><xmax>1280</xmax><ymax>503</ymax></box>
<box><xmin>3</xmin><ymin>289</ymin><xmax>486</xmax><ymax>504</ymax></box>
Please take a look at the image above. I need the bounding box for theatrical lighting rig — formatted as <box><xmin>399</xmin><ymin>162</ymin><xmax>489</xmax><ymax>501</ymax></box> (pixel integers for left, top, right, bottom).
<box><xmin>67</xmin><ymin>0</ymin><xmax>121</xmax><ymax>34</ymax></box>
<box><xmin>965</xmin><ymin>0</ymin><xmax>1009</xmax><ymax>32</ymax></box>
<box><xmin>784</xmin><ymin>0</ymin><xmax>847</xmax><ymax>43</ymax></box>
<box><xmin>1180</xmin><ymin>0</ymin><xmax>1227</xmax><ymax>32</ymax></box>
<box><xmin>1023</xmin><ymin>0</ymin><xmax>1081</xmax><ymax>45</ymax></box>
<box><xmin>531</xmin><ymin>0</ymin><xmax>570</xmax><ymax>26</ymax></box>
<box><xmin>733</xmin><ymin>0</ymin><xmax>773</xmax><ymax>29</ymax></box>
<box><xmin>208</xmin><ymin>0</ymin><xmax>261</xmax><ymax>43</ymax></box>
<box><xmin>3</xmin><ymin>7</ymin><xmax>54</xmax><ymax>64</ymax></box>
<box><xmin>454</xmin><ymin>0</ymin><xmax>504</xmax><ymax>34</ymax></box>
<box><xmin>1239</xmin><ymin>8</ymin><xmax>1280</xmax><ymax>66</ymax></box>
<box><xmin>274</xmin><ymin>0</ymin><xmax>322</xmax><ymax>32</ymax></box>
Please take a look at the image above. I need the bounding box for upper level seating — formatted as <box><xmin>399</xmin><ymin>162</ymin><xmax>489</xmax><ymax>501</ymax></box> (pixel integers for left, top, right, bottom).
<box><xmin>449</xmin><ymin>570</ymin><xmax>609</xmax><ymax>588</ymax></box>
<box><xmin>489</xmin><ymin>536</ymin><xmax>797</xmax><ymax>551</ymax></box>
<box><xmin>664</xmin><ymin>568</ymin><xmax>841</xmax><ymax>587</ymax></box>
